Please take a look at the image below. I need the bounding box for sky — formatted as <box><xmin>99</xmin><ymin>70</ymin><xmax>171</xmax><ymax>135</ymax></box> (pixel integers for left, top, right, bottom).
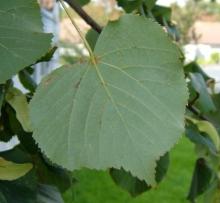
<box><xmin>157</xmin><ymin>0</ymin><xmax>187</xmax><ymax>7</ymax></box>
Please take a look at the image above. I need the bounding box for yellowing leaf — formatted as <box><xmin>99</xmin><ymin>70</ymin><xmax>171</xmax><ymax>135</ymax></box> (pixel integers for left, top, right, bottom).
<box><xmin>0</xmin><ymin>157</ymin><xmax>32</xmax><ymax>181</ymax></box>
<box><xmin>6</xmin><ymin>87</ymin><xmax>32</xmax><ymax>132</ymax></box>
<box><xmin>186</xmin><ymin>117</ymin><xmax>220</xmax><ymax>151</ymax></box>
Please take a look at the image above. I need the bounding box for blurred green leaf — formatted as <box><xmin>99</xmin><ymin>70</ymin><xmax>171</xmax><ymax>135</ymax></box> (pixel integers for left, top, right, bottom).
<box><xmin>0</xmin><ymin>148</ymin><xmax>37</xmax><ymax>203</ymax></box>
<box><xmin>110</xmin><ymin>168</ymin><xmax>150</xmax><ymax>197</ymax></box>
<box><xmin>116</xmin><ymin>0</ymin><xmax>142</xmax><ymax>12</ymax></box>
<box><xmin>37</xmin><ymin>184</ymin><xmax>64</xmax><ymax>203</ymax></box>
<box><xmin>185</xmin><ymin>123</ymin><xmax>217</xmax><ymax>155</ymax></box>
<box><xmin>144</xmin><ymin>0</ymin><xmax>157</xmax><ymax>10</ymax></box>
<box><xmin>6</xmin><ymin>88</ymin><xmax>32</xmax><ymax>132</ymax></box>
<box><xmin>206</xmin><ymin>93</ymin><xmax>220</xmax><ymax>133</ymax></box>
<box><xmin>110</xmin><ymin>153</ymin><xmax>169</xmax><ymax>196</ymax></box>
<box><xmin>36</xmin><ymin>47</ymin><xmax>57</xmax><ymax>63</ymax></box>
<box><xmin>184</xmin><ymin>62</ymin><xmax>212</xmax><ymax>82</ymax></box>
<box><xmin>0</xmin><ymin>170</ymin><xmax>37</xmax><ymax>203</ymax></box>
<box><xmin>186</xmin><ymin>117</ymin><xmax>220</xmax><ymax>151</ymax></box>
<box><xmin>76</xmin><ymin>0</ymin><xmax>90</xmax><ymax>6</ymax></box>
<box><xmin>35</xmin><ymin>155</ymin><xmax>72</xmax><ymax>193</ymax></box>
<box><xmin>151</xmin><ymin>5</ymin><xmax>172</xmax><ymax>24</ymax></box>
<box><xmin>187</xmin><ymin>158</ymin><xmax>213</xmax><ymax>202</ymax></box>
<box><xmin>0</xmin><ymin>86</ymin><xmax>4</xmax><ymax>116</ymax></box>
<box><xmin>18</xmin><ymin>69</ymin><xmax>37</xmax><ymax>93</ymax></box>
<box><xmin>86</xmin><ymin>29</ymin><xmax>99</xmax><ymax>51</ymax></box>
<box><xmin>189</xmin><ymin>73</ymin><xmax>216</xmax><ymax>113</ymax></box>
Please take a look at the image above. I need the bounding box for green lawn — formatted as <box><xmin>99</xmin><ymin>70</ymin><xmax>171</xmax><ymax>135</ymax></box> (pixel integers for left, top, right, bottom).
<box><xmin>63</xmin><ymin>137</ymin><xmax>197</xmax><ymax>203</ymax></box>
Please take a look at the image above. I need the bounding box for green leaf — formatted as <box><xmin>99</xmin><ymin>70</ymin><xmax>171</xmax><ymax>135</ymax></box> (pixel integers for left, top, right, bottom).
<box><xmin>184</xmin><ymin>62</ymin><xmax>212</xmax><ymax>82</ymax></box>
<box><xmin>189</xmin><ymin>73</ymin><xmax>216</xmax><ymax>113</ymax></box>
<box><xmin>0</xmin><ymin>147</ymin><xmax>37</xmax><ymax>202</ymax></box>
<box><xmin>36</xmin><ymin>47</ymin><xmax>57</xmax><ymax>63</ymax></box>
<box><xmin>144</xmin><ymin>0</ymin><xmax>157</xmax><ymax>10</ymax></box>
<box><xmin>186</xmin><ymin>124</ymin><xmax>217</xmax><ymax>155</ymax></box>
<box><xmin>30</xmin><ymin>15</ymin><xmax>188</xmax><ymax>185</ymax></box>
<box><xmin>110</xmin><ymin>153</ymin><xmax>169</xmax><ymax>196</ymax></box>
<box><xmin>187</xmin><ymin>158</ymin><xmax>213</xmax><ymax>202</ymax></box>
<box><xmin>0</xmin><ymin>85</ymin><xmax>4</xmax><ymax>117</ymax></box>
<box><xmin>6</xmin><ymin>87</ymin><xmax>32</xmax><ymax>132</ymax></box>
<box><xmin>116</xmin><ymin>0</ymin><xmax>143</xmax><ymax>13</ymax></box>
<box><xmin>186</xmin><ymin>117</ymin><xmax>220</xmax><ymax>151</ymax></box>
<box><xmin>18</xmin><ymin>69</ymin><xmax>37</xmax><ymax>93</ymax></box>
<box><xmin>151</xmin><ymin>5</ymin><xmax>172</xmax><ymax>24</ymax></box>
<box><xmin>0</xmin><ymin>170</ymin><xmax>37</xmax><ymax>203</ymax></box>
<box><xmin>0</xmin><ymin>157</ymin><xmax>32</xmax><ymax>181</ymax></box>
<box><xmin>35</xmin><ymin>155</ymin><xmax>72</xmax><ymax>193</ymax></box>
<box><xmin>110</xmin><ymin>168</ymin><xmax>150</xmax><ymax>197</ymax></box>
<box><xmin>37</xmin><ymin>184</ymin><xmax>64</xmax><ymax>203</ymax></box>
<box><xmin>85</xmin><ymin>29</ymin><xmax>99</xmax><ymax>51</ymax></box>
<box><xmin>206</xmin><ymin>93</ymin><xmax>220</xmax><ymax>133</ymax></box>
<box><xmin>75</xmin><ymin>0</ymin><xmax>90</xmax><ymax>6</ymax></box>
<box><xmin>0</xmin><ymin>0</ymin><xmax>52</xmax><ymax>84</ymax></box>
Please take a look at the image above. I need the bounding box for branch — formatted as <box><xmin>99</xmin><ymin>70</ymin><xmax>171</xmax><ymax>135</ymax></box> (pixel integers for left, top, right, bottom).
<box><xmin>186</xmin><ymin>105</ymin><xmax>208</xmax><ymax>121</ymax></box>
<box><xmin>63</xmin><ymin>0</ymin><xmax>102</xmax><ymax>33</ymax></box>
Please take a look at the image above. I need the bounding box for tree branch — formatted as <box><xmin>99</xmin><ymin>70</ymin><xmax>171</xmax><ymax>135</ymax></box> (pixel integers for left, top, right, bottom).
<box><xmin>186</xmin><ymin>105</ymin><xmax>208</xmax><ymax>121</ymax></box>
<box><xmin>63</xmin><ymin>0</ymin><xmax>102</xmax><ymax>33</ymax></box>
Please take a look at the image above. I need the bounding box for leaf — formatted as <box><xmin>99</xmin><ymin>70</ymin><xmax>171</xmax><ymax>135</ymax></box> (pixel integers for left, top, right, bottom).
<box><xmin>144</xmin><ymin>0</ymin><xmax>157</xmax><ymax>10</ymax></box>
<box><xmin>206</xmin><ymin>93</ymin><xmax>220</xmax><ymax>133</ymax></box>
<box><xmin>0</xmin><ymin>85</ymin><xmax>4</xmax><ymax>117</ymax></box>
<box><xmin>110</xmin><ymin>168</ymin><xmax>150</xmax><ymax>197</ymax></box>
<box><xmin>18</xmin><ymin>69</ymin><xmax>37</xmax><ymax>93</ymax></box>
<box><xmin>0</xmin><ymin>147</ymin><xmax>37</xmax><ymax>202</ymax></box>
<box><xmin>151</xmin><ymin>5</ymin><xmax>172</xmax><ymax>24</ymax></box>
<box><xmin>184</xmin><ymin>62</ymin><xmax>212</xmax><ymax>82</ymax></box>
<box><xmin>0</xmin><ymin>0</ymin><xmax>52</xmax><ymax>84</ymax></box>
<box><xmin>37</xmin><ymin>184</ymin><xmax>64</xmax><ymax>203</ymax></box>
<box><xmin>0</xmin><ymin>170</ymin><xmax>37</xmax><ymax>203</ymax></box>
<box><xmin>110</xmin><ymin>153</ymin><xmax>169</xmax><ymax>196</ymax></box>
<box><xmin>186</xmin><ymin>117</ymin><xmax>220</xmax><ymax>151</ymax></box>
<box><xmin>187</xmin><ymin>158</ymin><xmax>213</xmax><ymax>202</ymax></box>
<box><xmin>30</xmin><ymin>15</ymin><xmax>188</xmax><ymax>185</ymax></box>
<box><xmin>189</xmin><ymin>73</ymin><xmax>216</xmax><ymax>113</ymax></box>
<box><xmin>35</xmin><ymin>155</ymin><xmax>72</xmax><ymax>192</ymax></box>
<box><xmin>75</xmin><ymin>0</ymin><xmax>90</xmax><ymax>6</ymax></box>
<box><xmin>116</xmin><ymin>0</ymin><xmax>142</xmax><ymax>13</ymax></box>
<box><xmin>0</xmin><ymin>157</ymin><xmax>32</xmax><ymax>181</ymax></box>
<box><xmin>185</xmin><ymin>124</ymin><xmax>217</xmax><ymax>156</ymax></box>
<box><xmin>6</xmin><ymin>87</ymin><xmax>32</xmax><ymax>132</ymax></box>
<box><xmin>85</xmin><ymin>29</ymin><xmax>99</xmax><ymax>51</ymax></box>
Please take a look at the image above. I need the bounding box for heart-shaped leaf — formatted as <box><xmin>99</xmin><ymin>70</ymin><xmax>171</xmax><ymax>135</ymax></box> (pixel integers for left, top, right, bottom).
<box><xmin>0</xmin><ymin>0</ymin><xmax>52</xmax><ymax>84</ymax></box>
<box><xmin>30</xmin><ymin>15</ymin><xmax>188</xmax><ymax>185</ymax></box>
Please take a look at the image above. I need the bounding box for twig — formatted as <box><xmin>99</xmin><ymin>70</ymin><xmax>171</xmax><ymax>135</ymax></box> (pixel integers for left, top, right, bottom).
<box><xmin>59</xmin><ymin>0</ymin><xmax>96</xmax><ymax>63</ymax></box>
<box><xmin>63</xmin><ymin>0</ymin><xmax>102</xmax><ymax>33</ymax></box>
<box><xmin>186</xmin><ymin>105</ymin><xmax>208</xmax><ymax>121</ymax></box>
<box><xmin>188</xmin><ymin>92</ymin><xmax>199</xmax><ymax>106</ymax></box>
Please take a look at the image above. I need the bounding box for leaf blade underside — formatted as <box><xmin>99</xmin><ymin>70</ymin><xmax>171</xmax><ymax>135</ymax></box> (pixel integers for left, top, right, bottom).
<box><xmin>30</xmin><ymin>15</ymin><xmax>188</xmax><ymax>185</ymax></box>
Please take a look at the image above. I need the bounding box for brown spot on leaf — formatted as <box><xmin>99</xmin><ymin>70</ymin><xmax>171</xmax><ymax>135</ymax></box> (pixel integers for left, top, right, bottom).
<box><xmin>44</xmin><ymin>77</ymin><xmax>53</xmax><ymax>86</ymax></box>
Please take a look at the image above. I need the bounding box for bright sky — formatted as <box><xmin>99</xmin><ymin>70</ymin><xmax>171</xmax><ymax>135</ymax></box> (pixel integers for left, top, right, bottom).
<box><xmin>157</xmin><ymin>0</ymin><xmax>187</xmax><ymax>7</ymax></box>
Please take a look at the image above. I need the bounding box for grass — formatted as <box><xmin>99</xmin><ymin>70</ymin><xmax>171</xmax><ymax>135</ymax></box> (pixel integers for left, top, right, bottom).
<box><xmin>63</xmin><ymin>137</ymin><xmax>197</xmax><ymax>203</ymax></box>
